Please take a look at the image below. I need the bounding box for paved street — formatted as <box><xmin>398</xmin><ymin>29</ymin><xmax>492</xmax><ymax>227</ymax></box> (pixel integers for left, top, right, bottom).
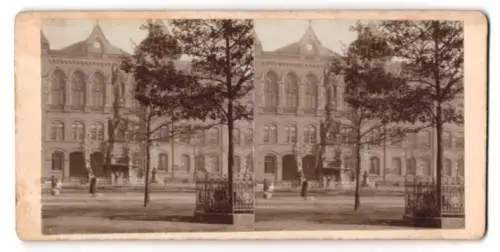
<box><xmin>42</xmin><ymin>191</ymin><xmax>413</xmax><ymax>234</ymax></box>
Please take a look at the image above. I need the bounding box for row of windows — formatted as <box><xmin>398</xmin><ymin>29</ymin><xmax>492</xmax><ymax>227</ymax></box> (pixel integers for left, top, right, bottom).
<box><xmin>50</xmin><ymin>69</ymin><xmax>107</xmax><ymax>108</ymax></box>
<box><xmin>262</xmin><ymin>154</ymin><xmax>464</xmax><ymax>177</ymax></box>
<box><xmin>52</xmin><ymin>150</ymin><xmax>254</xmax><ymax>175</ymax></box>
<box><xmin>326</xmin><ymin>124</ymin><xmax>463</xmax><ymax>149</ymax></box>
<box><xmin>49</xmin><ymin>119</ymin><xmax>253</xmax><ymax>146</ymax></box>
<box><xmin>49</xmin><ymin>121</ymin><xmax>104</xmax><ymax>141</ymax></box>
<box><xmin>263</xmin><ymin>124</ymin><xmax>317</xmax><ymax>144</ymax></box>
<box><xmin>263</xmin><ymin>71</ymin><xmax>338</xmax><ymax>112</ymax></box>
<box><xmin>345</xmin><ymin>156</ymin><xmax>464</xmax><ymax>177</ymax></box>
<box><xmin>130</xmin><ymin>153</ymin><xmax>253</xmax><ymax>174</ymax></box>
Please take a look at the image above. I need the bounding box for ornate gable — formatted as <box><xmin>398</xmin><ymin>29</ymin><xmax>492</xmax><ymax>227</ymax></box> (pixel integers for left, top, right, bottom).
<box><xmin>274</xmin><ymin>21</ymin><xmax>334</xmax><ymax>57</ymax></box>
<box><xmin>53</xmin><ymin>21</ymin><xmax>129</xmax><ymax>58</ymax></box>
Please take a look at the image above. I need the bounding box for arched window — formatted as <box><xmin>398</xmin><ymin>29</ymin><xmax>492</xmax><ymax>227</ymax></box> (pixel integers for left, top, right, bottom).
<box><xmin>51</xmin><ymin>151</ymin><xmax>64</xmax><ymax>170</ymax></box>
<box><xmin>132</xmin><ymin>152</ymin><xmax>142</xmax><ymax>169</ymax></box>
<box><xmin>207</xmin><ymin>155</ymin><xmax>219</xmax><ymax>173</ymax></box>
<box><xmin>244</xmin><ymin>128</ymin><xmax>253</xmax><ymax>144</ymax></box>
<box><xmin>91</xmin><ymin>72</ymin><xmax>105</xmax><ymax>109</ymax></box>
<box><xmin>391</xmin><ymin>157</ymin><xmax>402</xmax><ymax>175</ymax></box>
<box><xmin>208</xmin><ymin>128</ymin><xmax>219</xmax><ymax>145</ymax></box>
<box><xmin>284</xmin><ymin>73</ymin><xmax>299</xmax><ymax>110</ymax></box>
<box><xmin>408</xmin><ymin>133</ymin><xmax>418</xmax><ymax>149</ymax></box>
<box><xmin>263</xmin><ymin>124</ymin><xmax>277</xmax><ymax>144</ymax></box>
<box><xmin>233</xmin><ymin>155</ymin><xmax>241</xmax><ymax>173</ymax></box>
<box><xmin>305</xmin><ymin>75</ymin><xmax>318</xmax><ymax>109</ymax></box>
<box><xmin>159</xmin><ymin>125</ymin><xmax>169</xmax><ymax>140</ymax></box>
<box><xmin>444</xmin><ymin>158</ymin><xmax>452</xmax><ymax>177</ymax></box>
<box><xmin>443</xmin><ymin>131</ymin><xmax>452</xmax><ymax>148</ymax></box>
<box><xmin>330</xmin><ymin>84</ymin><xmax>337</xmax><ymax>109</ymax></box>
<box><xmin>51</xmin><ymin>70</ymin><xmax>66</xmax><ymax>107</ymax></box>
<box><xmin>70</xmin><ymin>71</ymin><xmax>86</xmax><ymax>107</ymax></box>
<box><xmin>233</xmin><ymin>128</ymin><xmax>241</xmax><ymax>145</ymax></box>
<box><xmin>90</xmin><ymin>122</ymin><xmax>104</xmax><ymax>141</ymax></box>
<box><xmin>264</xmin><ymin>71</ymin><xmax>279</xmax><ymax>111</ymax></box>
<box><xmin>181</xmin><ymin>154</ymin><xmax>190</xmax><ymax>172</ymax></box>
<box><xmin>406</xmin><ymin>157</ymin><xmax>416</xmax><ymax>175</ymax></box>
<box><xmin>71</xmin><ymin>121</ymin><xmax>85</xmax><ymax>141</ymax></box>
<box><xmin>455</xmin><ymin>136</ymin><xmax>464</xmax><ymax>148</ymax></box>
<box><xmin>421</xmin><ymin>157</ymin><xmax>431</xmax><ymax>176</ymax></box>
<box><xmin>457</xmin><ymin>157</ymin><xmax>464</xmax><ymax>177</ymax></box>
<box><xmin>196</xmin><ymin>130</ymin><xmax>206</xmax><ymax>145</ymax></box>
<box><xmin>158</xmin><ymin>153</ymin><xmax>168</xmax><ymax>171</ymax></box>
<box><xmin>284</xmin><ymin>124</ymin><xmax>297</xmax><ymax>144</ymax></box>
<box><xmin>180</xmin><ymin>133</ymin><xmax>191</xmax><ymax>144</ymax></box>
<box><xmin>419</xmin><ymin>130</ymin><xmax>431</xmax><ymax>148</ymax></box>
<box><xmin>304</xmin><ymin>125</ymin><xmax>317</xmax><ymax>144</ymax></box>
<box><xmin>50</xmin><ymin>121</ymin><xmax>64</xmax><ymax>141</ymax></box>
<box><xmin>343</xmin><ymin>156</ymin><xmax>354</xmax><ymax>170</ymax></box>
<box><xmin>245</xmin><ymin>154</ymin><xmax>253</xmax><ymax>172</ymax></box>
<box><xmin>195</xmin><ymin>154</ymin><xmax>205</xmax><ymax>172</ymax></box>
<box><xmin>264</xmin><ymin>154</ymin><xmax>277</xmax><ymax>174</ymax></box>
<box><xmin>369</xmin><ymin>156</ymin><xmax>380</xmax><ymax>175</ymax></box>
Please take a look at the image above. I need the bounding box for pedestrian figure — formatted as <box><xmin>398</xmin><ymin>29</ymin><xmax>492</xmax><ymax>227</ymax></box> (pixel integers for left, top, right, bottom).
<box><xmin>362</xmin><ymin>170</ymin><xmax>368</xmax><ymax>187</ymax></box>
<box><xmin>151</xmin><ymin>167</ymin><xmax>157</xmax><ymax>184</ymax></box>
<box><xmin>89</xmin><ymin>172</ymin><xmax>97</xmax><ymax>195</ymax></box>
<box><xmin>263</xmin><ymin>179</ymin><xmax>274</xmax><ymax>199</ymax></box>
<box><xmin>50</xmin><ymin>175</ymin><xmax>60</xmax><ymax>196</ymax></box>
<box><xmin>300</xmin><ymin>178</ymin><xmax>308</xmax><ymax>198</ymax></box>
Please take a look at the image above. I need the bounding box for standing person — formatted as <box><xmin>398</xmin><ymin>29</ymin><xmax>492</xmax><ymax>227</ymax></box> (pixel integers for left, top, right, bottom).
<box><xmin>151</xmin><ymin>167</ymin><xmax>157</xmax><ymax>184</ymax></box>
<box><xmin>89</xmin><ymin>171</ymin><xmax>97</xmax><ymax>195</ymax></box>
<box><xmin>50</xmin><ymin>175</ymin><xmax>60</xmax><ymax>196</ymax></box>
<box><xmin>300</xmin><ymin>177</ymin><xmax>308</xmax><ymax>198</ymax></box>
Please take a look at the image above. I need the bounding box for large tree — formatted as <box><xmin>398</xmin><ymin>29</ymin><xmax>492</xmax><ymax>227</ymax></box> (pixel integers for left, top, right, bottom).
<box><xmin>121</xmin><ymin>20</ymin><xmax>210</xmax><ymax>207</ymax></box>
<box><xmin>171</xmin><ymin>20</ymin><xmax>254</xmax><ymax>204</ymax></box>
<box><xmin>332</xmin><ymin>23</ymin><xmax>419</xmax><ymax>210</ymax></box>
<box><xmin>379</xmin><ymin>21</ymin><xmax>464</xmax><ymax>215</ymax></box>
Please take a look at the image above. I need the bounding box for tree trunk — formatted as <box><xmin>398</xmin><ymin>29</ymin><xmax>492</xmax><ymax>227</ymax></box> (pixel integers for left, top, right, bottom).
<box><xmin>170</xmin><ymin>123</ymin><xmax>175</xmax><ymax>178</ymax></box>
<box><xmin>143</xmin><ymin>116</ymin><xmax>151</xmax><ymax>207</ymax></box>
<box><xmin>435</xmin><ymin>103</ymin><xmax>443</xmax><ymax>217</ymax></box>
<box><xmin>354</xmin><ymin>143</ymin><xmax>361</xmax><ymax>211</ymax></box>
<box><xmin>354</xmin><ymin>122</ymin><xmax>362</xmax><ymax>211</ymax></box>
<box><xmin>224</xmin><ymin>20</ymin><xmax>234</xmax><ymax>207</ymax></box>
<box><xmin>433</xmin><ymin>20</ymin><xmax>443</xmax><ymax>220</ymax></box>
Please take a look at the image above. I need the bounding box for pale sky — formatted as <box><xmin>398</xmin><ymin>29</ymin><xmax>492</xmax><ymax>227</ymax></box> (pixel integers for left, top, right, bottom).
<box><xmin>42</xmin><ymin>19</ymin><xmax>358</xmax><ymax>54</ymax></box>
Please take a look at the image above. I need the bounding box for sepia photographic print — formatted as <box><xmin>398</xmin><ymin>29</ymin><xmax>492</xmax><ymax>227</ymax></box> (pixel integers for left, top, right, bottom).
<box><xmin>15</xmin><ymin>11</ymin><xmax>486</xmax><ymax>240</ymax></box>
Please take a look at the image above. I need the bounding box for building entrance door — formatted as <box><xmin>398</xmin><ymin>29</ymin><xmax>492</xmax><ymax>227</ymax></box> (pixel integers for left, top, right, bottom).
<box><xmin>282</xmin><ymin>155</ymin><xmax>298</xmax><ymax>181</ymax></box>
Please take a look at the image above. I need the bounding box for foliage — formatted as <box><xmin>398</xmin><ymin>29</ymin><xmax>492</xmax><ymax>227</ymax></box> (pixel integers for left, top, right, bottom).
<box><xmin>329</xmin><ymin>22</ymin><xmax>421</xmax><ymax>210</ymax></box>
<box><xmin>379</xmin><ymin>21</ymin><xmax>464</xmax><ymax>215</ymax></box>
<box><xmin>171</xmin><ymin>19</ymin><xmax>254</xmax><ymax>195</ymax></box>
<box><xmin>171</xmin><ymin>19</ymin><xmax>254</xmax><ymax>123</ymax></box>
<box><xmin>379</xmin><ymin>20</ymin><xmax>464</xmax><ymax>126</ymax></box>
<box><xmin>119</xmin><ymin>19</ymin><xmax>214</xmax><ymax>206</ymax></box>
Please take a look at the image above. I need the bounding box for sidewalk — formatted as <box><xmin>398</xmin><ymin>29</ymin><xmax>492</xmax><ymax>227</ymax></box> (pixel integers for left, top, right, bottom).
<box><xmin>44</xmin><ymin>183</ymin><xmax>405</xmax><ymax>197</ymax></box>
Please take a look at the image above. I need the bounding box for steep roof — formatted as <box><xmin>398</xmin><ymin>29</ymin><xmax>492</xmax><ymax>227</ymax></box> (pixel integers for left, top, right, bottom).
<box><xmin>52</xmin><ymin>22</ymin><xmax>129</xmax><ymax>58</ymax></box>
<box><xmin>273</xmin><ymin>21</ymin><xmax>336</xmax><ymax>57</ymax></box>
<box><xmin>40</xmin><ymin>30</ymin><xmax>50</xmax><ymax>49</ymax></box>
<box><xmin>253</xmin><ymin>29</ymin><xmax>263</xmax><ymax>52</ymax></box>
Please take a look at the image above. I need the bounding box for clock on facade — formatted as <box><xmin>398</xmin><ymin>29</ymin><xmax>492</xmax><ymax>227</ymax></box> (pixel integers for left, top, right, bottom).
<box><xmin>305</xmin><ymin>43</ymin><xmax>313</xmax><ymax>52</ymax></box>
<box><xmin>92</xmin><ymin>41</ymin><xmax>102</xmax><ymax>49</ymax></box>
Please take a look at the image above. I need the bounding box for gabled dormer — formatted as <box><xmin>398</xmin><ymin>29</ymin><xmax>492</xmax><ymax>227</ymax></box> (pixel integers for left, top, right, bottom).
<box><xmin>53</xmin><ymin>21</ymin><xmax>129</xmax><ymax>59</ymax></box>
<box><xmin>273</xmin><ymin>21</ymin><xmax>334</xmax><ymax>58</ymax></box>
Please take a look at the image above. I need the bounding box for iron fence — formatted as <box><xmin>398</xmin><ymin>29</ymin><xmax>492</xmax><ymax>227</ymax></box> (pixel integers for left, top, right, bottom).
<box><xmin>195</xmin><ymin>172</ymin><xmax>254</xmax><ymax>214</ymax></box>
<box><xmin>404</xmin><ymin>176</ymin><xmax>464</xmax><ymax>218</ymax></box>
